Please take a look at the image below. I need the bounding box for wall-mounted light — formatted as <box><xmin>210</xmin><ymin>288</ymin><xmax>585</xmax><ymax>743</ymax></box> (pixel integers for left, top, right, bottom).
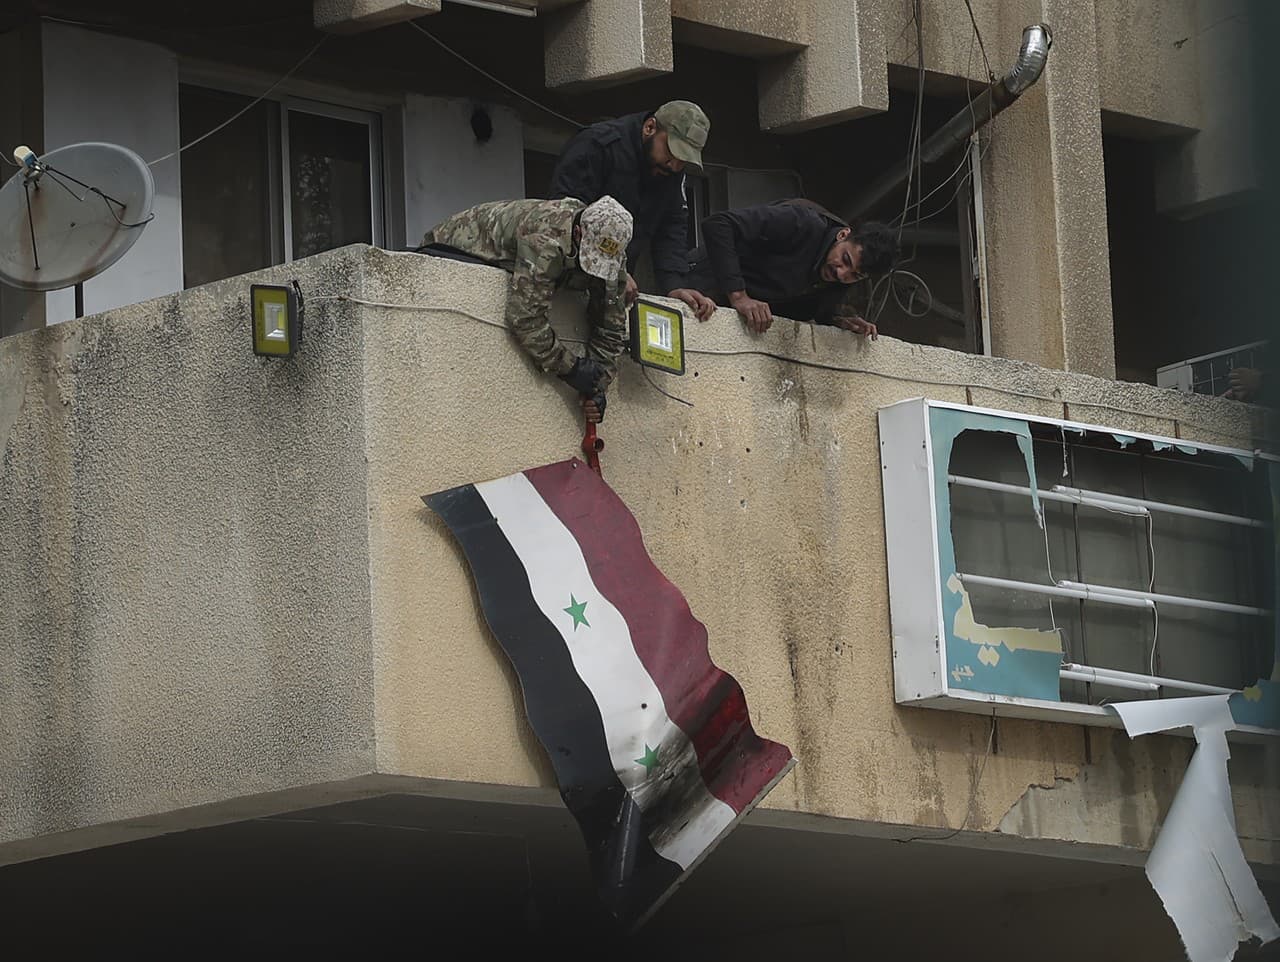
<box><xmin>630</xmin><ymin>298</ymin><xmax>685</xmax><ymax>375</ymax></box>
<box><xmin>251</xmin><ymin>283</ymin><xmax>300</xmax><ymax>357</ymax></box>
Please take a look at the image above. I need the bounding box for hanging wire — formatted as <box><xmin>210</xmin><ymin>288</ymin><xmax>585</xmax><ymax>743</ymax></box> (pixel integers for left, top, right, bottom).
<box><xmin>1042</xmin><ymin>510</ymin><xmax>1063</xmax><ymax>655</ymax></box>
<box><xmin>895</xmin><ymin>709</ymin><xmax>997</xmax><ymax>844</ymax></box>
<box><xmin>97</xmin><ymin>191</ymin><xmax>155</xmax><ymax>229</ymax></box>
<box><xmin>406</xmin><ymin>20</ymin><xmax>585</xmax><ymax>130</ymax></box>
<box><xmin>642</xmin><ymin>367</ymin><xmax>693</xmax><ymax>407</ymax></box>
<box><xmin>146</xmin><ymin>35</ymin><xmax>331</xmax><ymax>166</ymax></box>
<box><xmin>963</xmin><ymin>0</ymin><xmax>996</xmax><ymax>81</ymax></box>
<box><xmin>302</xmin><ymin>291</ymin><xmax>1272</xmax><ymax>444</ymax></box>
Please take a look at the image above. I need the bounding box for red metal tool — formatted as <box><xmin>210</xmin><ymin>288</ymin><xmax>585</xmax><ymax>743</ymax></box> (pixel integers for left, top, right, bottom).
<box><xmin>582</xmin><ymin>419</ymin><xmax>604</xmax><ymax>477</ymax></box>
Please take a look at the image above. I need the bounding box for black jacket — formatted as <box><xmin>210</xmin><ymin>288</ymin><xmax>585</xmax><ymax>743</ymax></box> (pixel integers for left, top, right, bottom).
<box><xmin>549</xmin><ymin>111</ymin><xmax>689</xmax><ymax>293</ymax></box>
<box><xmin>686</xmin><ymin>201</ymin><xmax>849</xmax><ymax>323</ymax></box>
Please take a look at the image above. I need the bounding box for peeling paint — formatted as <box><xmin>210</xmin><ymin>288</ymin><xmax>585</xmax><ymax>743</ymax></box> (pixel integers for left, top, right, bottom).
<box><xmin>947</xmin><ymin>573</ymin><xmax>1062</xmax><ymax>656</ymax></box>
<box><xmin>929</xmin><ymin>406</ymin><xmax>1060</xmax><ymax>701</ymax></box>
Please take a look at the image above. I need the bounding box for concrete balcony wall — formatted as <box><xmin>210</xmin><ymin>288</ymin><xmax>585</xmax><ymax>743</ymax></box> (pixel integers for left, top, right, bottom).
<box><xmin>2</xmin><ymin>246</ymin><xmax>1275</xmax><ymax>871</ymax></box>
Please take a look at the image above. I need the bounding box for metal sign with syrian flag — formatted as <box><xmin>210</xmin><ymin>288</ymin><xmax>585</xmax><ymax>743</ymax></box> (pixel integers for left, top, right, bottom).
<box><xmin>424</xmin><ymin>459</ymin><xmax>795</xmax><ymax>928</ymax></box>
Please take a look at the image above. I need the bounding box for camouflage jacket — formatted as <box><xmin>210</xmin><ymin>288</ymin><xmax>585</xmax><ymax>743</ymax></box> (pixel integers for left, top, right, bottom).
<box><xmin>424</xmin><ymin>198</ymin><xmax>628</xmax><ymax>381</ymax></box>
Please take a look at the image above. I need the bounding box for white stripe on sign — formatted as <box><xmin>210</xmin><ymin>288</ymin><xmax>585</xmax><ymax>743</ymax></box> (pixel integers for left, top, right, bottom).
<box><xmin>475</xmin><ymin>471</ymin><xmax>735</xmax><ymax>869</ymax></box>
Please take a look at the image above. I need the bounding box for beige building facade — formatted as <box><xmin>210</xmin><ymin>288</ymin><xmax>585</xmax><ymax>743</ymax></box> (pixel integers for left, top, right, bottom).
<box><xmin>0</xmin><ymin>0</ymin><xmax>1275</xmax><ymax>955</ymax></box>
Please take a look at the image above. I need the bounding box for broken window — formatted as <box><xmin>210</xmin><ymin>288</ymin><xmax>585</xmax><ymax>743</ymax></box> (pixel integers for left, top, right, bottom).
<box><xmin>949</xmin><ymin>427</ymin><xmax>1271</xmax><ymax>704</ymax></box>
<box><xmin>879</xmin><ymin>398</ymin><xmax>1277</xmax><ymax>732</ymax></box>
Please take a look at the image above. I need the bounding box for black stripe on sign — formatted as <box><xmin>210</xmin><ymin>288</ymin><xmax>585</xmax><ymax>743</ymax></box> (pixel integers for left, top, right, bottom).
<box><xmin>424</xmin><ymin>484</ymin><xmax>684</xmax><ymax>926</ymax></box>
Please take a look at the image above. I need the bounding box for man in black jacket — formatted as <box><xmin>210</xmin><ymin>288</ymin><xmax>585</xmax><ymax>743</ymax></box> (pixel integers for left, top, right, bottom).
<box><xmin>550</xmin><ymin>101</ymin><xmax>716</xmax><ymax>320</ymax></box>
<box><xmin>684</xmin><ymin>200</ymin><xmax>898</xmax><ymax>336</ymax></box>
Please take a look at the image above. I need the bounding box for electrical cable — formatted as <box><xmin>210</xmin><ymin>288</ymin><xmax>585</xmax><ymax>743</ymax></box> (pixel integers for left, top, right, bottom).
<box><xmin>406</xmin><ymin>20</ymin><xmax>585</xmax><ymax>130</ymax></box>
<box><xmin>894</xmin><ymin>0</ymin><xmax>926</xmax><ymax>263</ymax></box>
<box><xmin>303</xmin><ymin>291</ymin><xmax>1271</xmax><ymax>445</ymax></box>
<box><xmin>146</xmin><ymin>35</ymin><xmax>330</xmax><ymax>167</ymax></box>
<box><xmin>404</xmin><ymin>21</ymin><xmax>800</xmax><ymax>194</ymax></box>
<box><xmin>1145</xmin><ymin>515</ymin><xmax>1160</xmax><ymax>676</ymax></box>
<box><xmin>642</xmin><ymin>367</ymin><xmax>693</xmax><ymax>407</ymax></box>
<box><xmin>1042</xmin><ymin>518</ymin><xmax>1062</xmax><ymax>651</ymax></box>
<box><xmin>963</xmin><ymin>0</ymin><xmax>995</xmax><ymax>81</ymax></box>
<box><xmin>97</xmin><ymin>190</ymin><xmax>155</xmax><ymax>229</ymax></box>
<box><xmin>890</xmin><ymin>269</ymin><xmax>933</xmax><ymax>318</ymax></box>
<box><xmin>891</xmin><ymin>9</ymin><xmax>995</xmax><ymax>232</ymax></box>
<box><xmin>895</xmin><ymin>710</ymin><xmax>996</xmax><ymax>844</ymax></box>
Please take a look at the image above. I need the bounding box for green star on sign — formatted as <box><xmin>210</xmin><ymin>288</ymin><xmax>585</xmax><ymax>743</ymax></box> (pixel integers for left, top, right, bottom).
<box><xmin>564</xmin><ymin>594</ymin><xmax>590</xmax><ymax>631</ymax></box>
<box><xmin>635</xmin><ymin>744</ymin><xmax>659</xmax><ymax>773</ymax></box>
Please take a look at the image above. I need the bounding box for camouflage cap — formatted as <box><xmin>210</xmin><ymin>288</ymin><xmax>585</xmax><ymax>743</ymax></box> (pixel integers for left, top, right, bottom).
<box><xmin>577</xmin><ymin>195</ymin><xmax>633</xmax><ymax>283</ymax></box>
<box><xmin>654</xmin><ymin>100</ymin><xmax>710</xmax><ymax>172</ymax></box>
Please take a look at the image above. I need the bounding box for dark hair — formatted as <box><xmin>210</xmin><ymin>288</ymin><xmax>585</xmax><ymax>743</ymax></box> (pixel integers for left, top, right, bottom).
<box><xmin>851</xmin><ymin>221</ymin><xmax>898</xmax><ymax>276</ymax></box>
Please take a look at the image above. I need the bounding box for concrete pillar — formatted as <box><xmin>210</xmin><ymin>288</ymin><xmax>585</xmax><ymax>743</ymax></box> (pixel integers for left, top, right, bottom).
<box><xmin>981</xmin><ymin>0</ymin><xmax>1116</xmax><ymax>377</ymax></box>
<box><xmin>314</xmin><ymin>0</ymin><xmax>439</xmax><ymax>34</ymax></box>
<box><xmin>757</xmin><ymin>0</ymin><xmax>888</xmax><ymax>133</ymax></box>
<box><xmin>543</xmin><ymin>0</ymin><xmax>674</xmax><ymax>90</ymax></box>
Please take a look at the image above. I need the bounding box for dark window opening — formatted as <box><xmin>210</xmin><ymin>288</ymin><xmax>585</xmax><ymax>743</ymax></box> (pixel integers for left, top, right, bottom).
<box><xmin>179</xmin><ymin>85</ymin><xmax>381</xmax><ymax>290</ymax></box>
<box><xmin>781</xmin><ymin>78</ymin><xmax>987</xmax><ymax>353</ymax></box>
<box><xmin>180</xmin><ymin>87</ymin><xmax>277</xmax><ymax>290</ymax></box>
<box><xmin>1103</xmin><ymin>133</ymin><xmax>1271</xmax><ymax>386</ymax></box>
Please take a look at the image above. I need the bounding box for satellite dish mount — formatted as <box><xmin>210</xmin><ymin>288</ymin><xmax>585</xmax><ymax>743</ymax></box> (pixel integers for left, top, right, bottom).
<box><xmin>1</xmin><ymin>142</ymin><xmax>156</xmax><ymax>318</ymax></box>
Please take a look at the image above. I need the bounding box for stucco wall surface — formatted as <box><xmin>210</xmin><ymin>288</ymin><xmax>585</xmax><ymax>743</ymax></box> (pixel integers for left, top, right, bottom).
<box><xmin>1093</xmin><ymin>0</ymin><xmax>1200</xmax><ymax>133</ymax></box>
<box><xmin>0</xmin><ymin>249</ymin><xmax>378</xmax><ymax>857</ymax></box>
<box><xmin>2</xmin><ymin>246</ymin><xmax>1275</xmax><ymax>867</ymax></box>
<box><xmin>352</xmin><ymin>250</ymin><xmax>1275</xmax><ymax>858</ymax></box>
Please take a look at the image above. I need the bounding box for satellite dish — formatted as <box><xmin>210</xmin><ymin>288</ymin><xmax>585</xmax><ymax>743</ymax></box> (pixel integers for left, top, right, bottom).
<box><xmin>0</xmin><ymin>141</ymin><xmax>154</xmax><ymax>292</ymax></box>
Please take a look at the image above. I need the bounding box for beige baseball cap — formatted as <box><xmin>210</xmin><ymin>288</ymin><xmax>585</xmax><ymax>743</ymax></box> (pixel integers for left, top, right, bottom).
<box><xmin>654</xmin><ymin>101</ymin><xmax>710</xmax><ymax>172</ymax></box>
<box><xmin>578</xmin><ymin>196</ymin><xmax>633</xmax><ymax>283</ymax></box>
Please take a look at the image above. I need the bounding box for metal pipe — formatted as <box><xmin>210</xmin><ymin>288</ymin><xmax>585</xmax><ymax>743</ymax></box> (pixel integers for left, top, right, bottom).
<box><xmin>582</xmin><ymin>421</ymin><xmax>603</xmax><ymax>477</ymax></box>
<box><xmin>1055</xmin><ymin>579</ymin><xmax>1271</xmax><ymax>618</ymax></box>
<box><xmin>1049</xmin><ymin>484</ymin><xmax>1269</xmax><ymax>529</ymax></box>
<box><xmin>1060</xmin><ymin>668</ymin><xmax>1158</xmax><ymax>693</ymax></box>
<box><xmin>957</xmin><ymin>572</ymin><xmax>1156</xmax><ymax>610</ymax></box>
<box><xmin>845</xmin><ymin>23</ymin><xmax>1052</xmax><ymax>221</ymax></box>
<box><xmin>1061</xmin><ymin>663</ymin><xmax>1235</xmax><ymax>696</ymax></box>
<box><xmin>948</xmin><ymin>475</ymin><xmax>1149</xmax><ymax>517</ymax></box>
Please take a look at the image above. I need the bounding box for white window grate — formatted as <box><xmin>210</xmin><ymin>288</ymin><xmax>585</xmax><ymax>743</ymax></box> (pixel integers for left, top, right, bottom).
<box><xmin>878</xmin><ymin>398</ymin><xmax>1278</xmax><ymax>736</ymax></box>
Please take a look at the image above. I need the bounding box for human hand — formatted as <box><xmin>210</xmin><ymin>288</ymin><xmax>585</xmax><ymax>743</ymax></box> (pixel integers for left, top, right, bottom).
<box><xmin>668</xmin><ymin>288</ymin><xmax>716</xmax><ymax>321</ymax></box>
<box><xmin>1222</xmin><ymin>367</ymin><xmax>1262</xmax><ymax>402</ymax></box>
<box><xmin>729</xmin><ymin>291</ymin><xmax>773</xmax><ymax>333</ymax></box>
<box><xmin>835</xmin><ymin>314</ymin><xmax>878</xmax><ymax>339</ymax></box>
<box><xmin>624</xmin><ymin>272</ymin><xmax>639</xmax><ymax>306</ymax></box>
<box><xmin>560</xmin><ymin>356</ymin><xmax>608</xmax><ymax>396</ymax></box>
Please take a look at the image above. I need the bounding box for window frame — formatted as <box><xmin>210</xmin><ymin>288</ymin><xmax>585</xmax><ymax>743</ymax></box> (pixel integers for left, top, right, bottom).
<box><xmin>878</xmin><ymin>397</ymin><xmax>1278</xmax><ymax>740</ymax></box>
<box><xmin>177</xmin><ymin>60</ymin><xmax>395</xmax><ymax>273</ymax></box>
<box><xmin>279</xmin><ymin>95</ymin><xmax>386</xmax><ymax>261</ymax></box>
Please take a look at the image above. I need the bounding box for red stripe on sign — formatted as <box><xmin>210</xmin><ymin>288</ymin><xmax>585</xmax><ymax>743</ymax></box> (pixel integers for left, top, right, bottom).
<box><xmin>525</xmin><ymin>460</ymin><xmax>793</xmax><ymax>813</ymax></box>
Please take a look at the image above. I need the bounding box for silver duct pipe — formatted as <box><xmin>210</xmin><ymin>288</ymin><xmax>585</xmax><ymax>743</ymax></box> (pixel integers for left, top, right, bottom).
<box><xmin>844</xmin><ymin>23</ymin><xmax>1053</xmax><ymax>221</ymax></box>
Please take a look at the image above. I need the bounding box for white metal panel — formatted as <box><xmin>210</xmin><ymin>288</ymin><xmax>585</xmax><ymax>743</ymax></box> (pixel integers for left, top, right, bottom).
<box><xmin>878</xmin><ymin>398</ymin><xmax>1276</xmax><ymax>740</ymax></box>
<box><xmin>923</xmin><ymin>397</ymin><xmax>1273</xmax><ymax>466</ymax></box>
<box><xmin>878</xmin><ymin>398</ymin><xmax>947</xmax><ymax>703</ymax></box>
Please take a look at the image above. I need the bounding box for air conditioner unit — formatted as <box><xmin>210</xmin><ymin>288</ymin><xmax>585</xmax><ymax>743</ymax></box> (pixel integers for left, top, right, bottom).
<box><xmin>1156</xmin><ymin>341</ymin><xmax>1268</xmax><ymax>396</ymax></box>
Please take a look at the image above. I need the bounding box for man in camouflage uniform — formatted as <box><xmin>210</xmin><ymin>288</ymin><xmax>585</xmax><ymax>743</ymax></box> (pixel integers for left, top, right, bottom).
<box><xmin>422</xmin><ymin>196</ymin><xmax>632</xmax><ymax>422</ymax></box>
